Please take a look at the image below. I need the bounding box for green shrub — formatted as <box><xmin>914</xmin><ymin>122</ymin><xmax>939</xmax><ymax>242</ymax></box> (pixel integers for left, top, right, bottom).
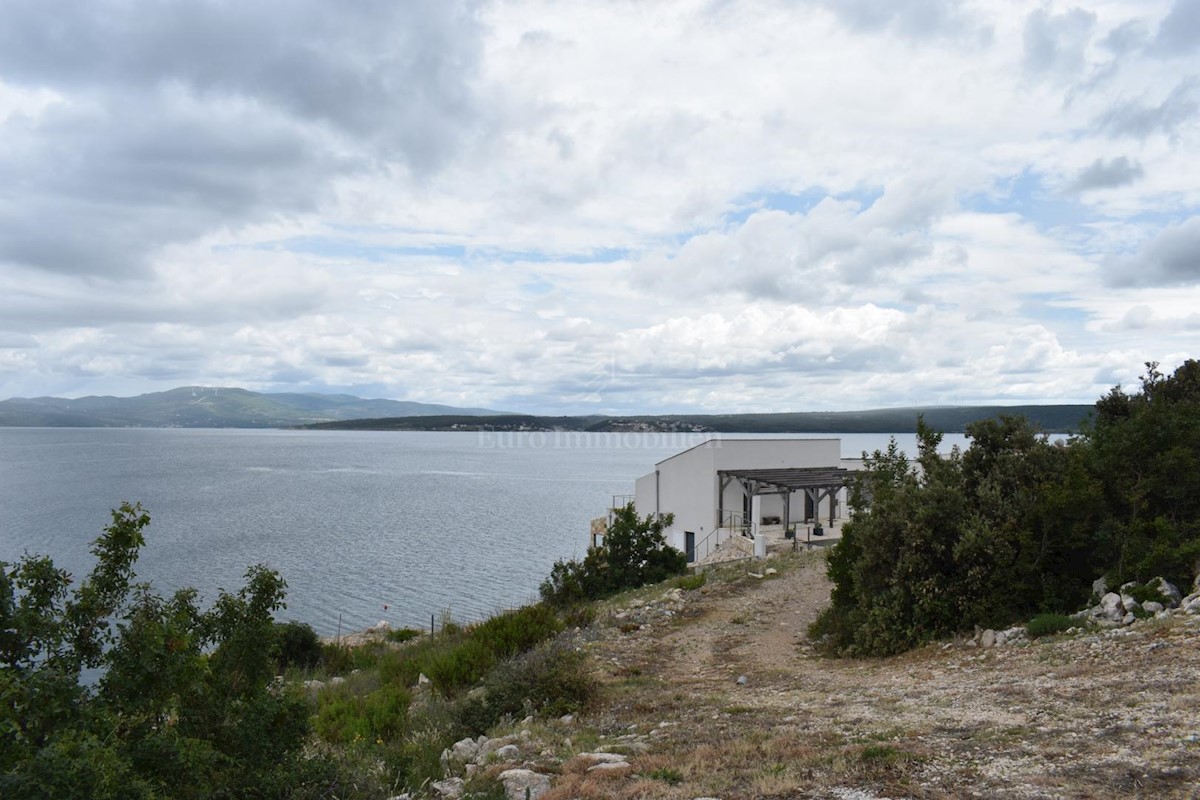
<box><xmin>1125</xmin><ymin>583</ymin><xmax>1169</xmax><ymax>605</ymax></box>
<box><xmin>675</xmin><ymin>572</ymin><xmax>706</xmax><ymax>591</ymax></box>
<box><xmin>648</xmin><ymin>767</ymin><xmax>683</xmax><ymax>784</ymax></box>
<box><xmin>0</xmin><ymin>503</ymin><xmax>321</xmax><ymax>799</ymax></box>
<box><xmin>314</xmin><ymin>683</ymin><xmax>412</xmax><ymax>745</ymax></box>
<box><xmin>273</xmin><ymin>620</ymin><xmax>323</xmax><ymax>671</ymax></box>
<box><xmin>561</xmin><ymin>604</ymin><xmax>596</xmax><ymax>629</ymax></box>
<box><xmin>541</xmin><ymin>505</ymin><xmax>686</xmax><ymax>606</ymax></box>
<box><xmin>454</xmin><ymin>640</ymin><xmax>594</xmax><ymax>734</ymax></box>
<box><xmin>1026</xmin><ymin>613</ymin><xmax>1076</xmax><ymax>638</ymax></box>
<box><xmin>387</xmin><ymin>627</ymin><xmax>424</xmax><ymax>644</ymax></box>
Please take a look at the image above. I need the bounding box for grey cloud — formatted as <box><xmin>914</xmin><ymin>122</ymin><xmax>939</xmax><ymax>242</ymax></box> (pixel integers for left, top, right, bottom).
<box><xmin>1152</xmin><ymin>0</ymin><xmax>1200</xmax><ymax>56</ymax></box>
<box><xmin>1066</xmin><ymin>156</ymin><xmax>1144</xmax><ymax>192</ymax></box>
<box><xmin>0</xmin><ymin>0</ymin><xmax>481</xmax><ymax>158</ymax></box>
<box><xmin>0</xmin><ymin>267</ymin><xmax>330</xmax><ymax>333</ymax></box>
<box><xmin>1096</xmin><ymin>77</ymin><xmax>1200</xmax><ymax>138</ymax></box>
<box><xmin>1023</xmin><ymin>7</ymin><xmax>1096</xmax><ymax>79</ymax></box>
<box><xmin>812</xmin><ymin>0</ymin><xmax>980</xmax><ymax>41</ymax></box>
<box><xmin>1103</xmin><ymin>217</ymin><xmax>1200</xmax><ymax>287</ymax></box>
<box><xmin>0</xmin><ymin>0</ymin><xmax>484</xmax><ymax>277</ymax></box>
<box><xmin>634</xmin><ymin>179</ymin><xmax>944</xmax><ymax>302</ymax></box>
<box><xmin>1101</xmin><ymin>20</ymin><xmax>1149</xmax><ymax>55</ymax></box>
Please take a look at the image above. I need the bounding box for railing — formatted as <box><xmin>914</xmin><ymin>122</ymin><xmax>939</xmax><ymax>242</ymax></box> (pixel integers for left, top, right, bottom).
<box><xmin>689</xmin><ymin>512</ymin><xmax>754</xmax><ymax>566</ymax></box>
<box><xmin>719</xmin><ymin>510</ymin><xmax>749</xmax><ymax>536</ymax></box>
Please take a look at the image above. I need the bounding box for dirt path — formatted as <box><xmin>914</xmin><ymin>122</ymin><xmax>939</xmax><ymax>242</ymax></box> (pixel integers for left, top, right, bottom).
<box><xmin>551</xmin><ymin>551</ymin><xmax>1200</xmax><ymax>800</ymax></box>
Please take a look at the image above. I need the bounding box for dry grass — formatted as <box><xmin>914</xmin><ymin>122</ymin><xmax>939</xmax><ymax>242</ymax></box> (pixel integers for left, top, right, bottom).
<box><xmin>556</xmin><ymin>550</ymin><xmax>1200</xmax><ymax>799</ymax></box>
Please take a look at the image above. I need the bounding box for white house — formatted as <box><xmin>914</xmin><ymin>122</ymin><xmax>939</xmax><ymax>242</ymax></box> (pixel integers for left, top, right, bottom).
<box><xmin>631</xmin><ymin>438</ymin><xmax>861</xmax><ymax>563</ymax></box>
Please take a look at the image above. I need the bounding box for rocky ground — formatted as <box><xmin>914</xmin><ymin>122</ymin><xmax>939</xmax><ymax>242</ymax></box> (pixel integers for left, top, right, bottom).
<box><xmin>440</xmin><ymin>550</ymin><xmax>1200</xmax><ymax>800</ymax></box>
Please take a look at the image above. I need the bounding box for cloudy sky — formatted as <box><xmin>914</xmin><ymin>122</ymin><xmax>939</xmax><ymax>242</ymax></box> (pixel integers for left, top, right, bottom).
<box><xmin>1</xmin><ymin>0</ymin><xmax>1198</xmax><ymax>414</ymax></box>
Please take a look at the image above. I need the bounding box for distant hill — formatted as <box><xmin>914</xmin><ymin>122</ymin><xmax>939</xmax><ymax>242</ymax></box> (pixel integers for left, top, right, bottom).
<box><xmin>303</xmin><ymin>405</ymin><xmax>1094</xmax><ymax>434</ymax></box>
<box><xmin>0</xmin><ymin>387</ymin><xmax>509</xmax><ymax>428</ymax></box>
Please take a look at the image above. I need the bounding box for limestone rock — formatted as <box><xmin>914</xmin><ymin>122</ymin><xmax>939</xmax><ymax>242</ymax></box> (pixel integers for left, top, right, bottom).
<box><xmin>588</xmin><ymin>761</ymin><xmax>633</xmax><ymax>773</ymax></box>
<box><xmin>1121</xmin><ymin>595</ymin><xmax>1142</xmax><ymax>615</ymax></box>
<box><xmin>1148</xmin><ymin>577</ymin><xmax>1183</xmax><ymax>607</ymax></box>
<box><xmin>578</xmin><ymin>753</ymin><xmax>629</xmax><ymax>764</ymax></box>
<box><xmin>499</xmin><ymin>769</ymin><xmax>551</xmax><ymax>800</ymax></box>
<box><xmin>441</xmin><ymin>737</ymin><xmax>481</xmax><ymax>764</ymax></box>
<box><xmin>980</xmin><ymin>629</ymin><xmax>996</xmax><ymax>648</ymax></box>
<box><xmin>1143</xmin><ymin>601</ymin><xmax>1165</xmax><ymax>614</ymax></box>
<box><xmin>1092</xmin><ymin>576</ymin><xmax>1108</xmax><ymax>599</ymax></box>
<box><xmin>494</xmin><ymin>744</ymin><xmax>520</xmax><ymax>760</ymax></box>
<box><xmin>431</xmin><ymin>777</ymin><xmax>464</xmax><ymax>799</ymax></box>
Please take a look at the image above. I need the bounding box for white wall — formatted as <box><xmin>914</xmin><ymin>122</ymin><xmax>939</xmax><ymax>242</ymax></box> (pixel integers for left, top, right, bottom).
<box><xmin>639</xmin><ymin>439</ymin><xmax>849</xmax><ymax>556</ymax></box>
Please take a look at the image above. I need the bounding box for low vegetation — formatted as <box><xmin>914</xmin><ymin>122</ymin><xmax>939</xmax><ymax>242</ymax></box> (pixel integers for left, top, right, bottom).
<box><xmin>1</xmin><ymin>489</ymin><xmax>691</xmax><ymax>797</ymax></box>
<box><xmin>814</xmin><ymin>360</ymin><xmax>1200</xmax><ymax>656</ymax></box>
<box><xmin>539</xmin><ymin>504</ymin><xmax>687</xmax><ymax>606</ymax></box>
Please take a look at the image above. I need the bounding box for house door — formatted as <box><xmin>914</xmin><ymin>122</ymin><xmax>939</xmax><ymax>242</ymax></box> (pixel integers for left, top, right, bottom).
<box><xmin>685</xmin><ymin>531</ymin><xmax>696</xmax><ymax>563</ymax></box>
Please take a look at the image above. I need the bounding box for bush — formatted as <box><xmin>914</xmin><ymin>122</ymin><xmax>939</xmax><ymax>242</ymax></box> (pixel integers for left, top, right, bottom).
<box><xmin>273</xmin><ymin>619</ymin><xmax>323</xmax><ymax>671</ymax></box>
<box><xmin>1026</xmin><ymin>613</ymin><xmax>1076</xmax><ymax>638</ymax></box>
<box><xmin>0</xmin><ymin>503</ymin><xmax>319</xmax><ymax>799</ymax></box>
<box><xmin>540</xmin><ymin>505</ymin><xmax>686</xmax><ymax>606</ymax></box>
<box><xmin>314</xmin><ymin>683</ymin><xmax>412</xmax><ymax>745</ymax></box>
<box><xmin>675</xmin><ymin>572</ymin><xmax>706</xmax><ymax>591</ymax></box>
<box><xmin>387</xmin><ymin>627</ymin><xmax>424</xmax><ymax>644</ymax></box>
<box><xmin>454</xmin><ymin>640</ymin><xmax>594</xmax><ymax>734</ymax></box>
<box><xmin>1125</xmin><ymin>582</ymin><xmax>1169</xmax><ymax>605</ymax></box>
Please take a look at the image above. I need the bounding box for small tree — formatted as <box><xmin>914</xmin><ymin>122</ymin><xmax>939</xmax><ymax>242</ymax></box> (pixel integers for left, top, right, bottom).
<box><xmin>540</xmin><ymin>505</ymin><xmax>685</xmax><ymax>606</ymax></box>
<box><xmin>0</xmin><ymin>503</ymin><xmax>317</xmax><ymax>799</ymax></box>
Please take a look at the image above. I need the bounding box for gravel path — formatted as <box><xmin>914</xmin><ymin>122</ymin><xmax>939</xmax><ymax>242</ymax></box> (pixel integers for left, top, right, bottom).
<box><xmin>562</xmin><ymin>551</ymin><xmax>1200</xmax><ymax>800</ymax></box>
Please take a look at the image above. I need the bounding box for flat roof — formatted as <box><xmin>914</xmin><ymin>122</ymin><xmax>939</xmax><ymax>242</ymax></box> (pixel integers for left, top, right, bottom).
<box><xmin>718</xmin><ymin>466</ymin><xmax>852</xmax><ymax>491</ymax></box>
<box><xmin>655</xmin><ymin>437</ymin><xmax>840</xmax><ymax>467</ymax></box>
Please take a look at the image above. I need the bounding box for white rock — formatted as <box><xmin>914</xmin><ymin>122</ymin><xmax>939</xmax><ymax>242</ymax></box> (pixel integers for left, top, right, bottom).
<box><xmin>736</xmin><ymin>675</ymin><xmax>749</xmax><ymax>685</ymax></box>
<box><xmin>1143</xmin><ymin>601</ymin><xmax>1164</xmax><ymax>614</ymax></box>
<box><xmin>431</xmin><ymin>778</ymin><xmax>464</xmax><ymax>799</ymax></box>
<box><xmin>578</xmin><ymin>752</ymin><xmax>629</xmax><ymax>763</ymax></box>
<box><xmin>1122</xmin><ymin>612</ymin><xmax>1136</xmax><ymax>625</ymax></box>
<box><xmin>1092</xmin><ymin>576</ymin><xmax>1108</xmax><ymax>598</ymax></box>
<box><xmin>1121</xmin><ymin>595</ymin><xmax>1142</xmax><ymax>614</ymax></box>
<box><xmin>765</xmin><ymin>568</ymin><xmax>778</xmax><ymax>576</ymax></box>
<box><xmin>1149</xmin><ymin>577</ymin><xmax>1183</xmax><ymax>607</ymax></box>
<box><xmin>588</xmin><ymin>762</ymin><xmax>633</xmax><ymax>773</ymax></box>
<box><xmin>499</xmin><ymin>769</ymin><xmax>551</xmax><ymax>800</ymax></box>
<box><xmin>494</xmin><ymin>744</ymin><xmax>520</xmax><ymax>760</ymax></box>
<box><xmin>328</xmin><ymin>676</ymin><xmax>346</xmax><ymax>688</ymax></box>
<box><xmin>559</xmin><ymin>714</ymin><xmax>575</xmax><ymax>724</ymax></box>
<box><xmin>980</xmin><ymin>629</ymin><xmax>996</xmax><ymax>648</ymax></box>
<box><xmin>1101</xmin><ymin>592</ymin><xmax>1124</xmax><ymax>612</ymax></box>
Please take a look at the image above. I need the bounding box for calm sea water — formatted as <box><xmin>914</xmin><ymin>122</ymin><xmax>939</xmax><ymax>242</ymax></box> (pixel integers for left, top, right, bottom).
<box><xmin>0</xmin><ymin>428</ymin><xmax>967</xmax><ymax>635</ymax></box>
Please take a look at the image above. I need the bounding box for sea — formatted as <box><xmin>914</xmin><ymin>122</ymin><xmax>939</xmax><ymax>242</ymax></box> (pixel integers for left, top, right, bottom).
<box><xmin>0</xmin><ymin>428</ymin><xmax>969</xmax><ymax>636</ymax></box>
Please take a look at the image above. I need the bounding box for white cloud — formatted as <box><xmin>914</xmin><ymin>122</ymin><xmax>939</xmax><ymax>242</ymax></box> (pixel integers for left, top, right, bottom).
<box><xmin>1</xmin><ymin>0</ymin><xmax>1198</xmax><ymax>412</ymax></box>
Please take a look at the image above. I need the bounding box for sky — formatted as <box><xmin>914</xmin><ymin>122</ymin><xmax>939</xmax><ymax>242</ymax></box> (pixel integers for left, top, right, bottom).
<box><xmin>1</xmin><ymin>0</ymin><xmax>1198</xmax><ymax>415</ymax></box>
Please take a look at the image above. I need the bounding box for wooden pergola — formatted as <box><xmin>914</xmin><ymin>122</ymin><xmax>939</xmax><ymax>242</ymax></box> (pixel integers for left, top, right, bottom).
<box><xmin>717</xmin><ymin>466</ymin><xmax>851</xmax><ymax>530</ymax></box>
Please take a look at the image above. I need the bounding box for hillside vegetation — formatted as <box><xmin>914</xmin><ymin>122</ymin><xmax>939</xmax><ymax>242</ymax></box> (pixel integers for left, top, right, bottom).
<box><xmin>0</xmin><ymin>386</ymin><xmax>506</xmax><ymax>427</ymax></box>
<box><xmin>5</xmin><ymin>361</ymin><xmax>1198</xmax><ymax>798</ymax></box>
<box><xmin>303</xmin><ymin>404</ymin><xmax>1091</xmax><ymax>434</ymax></box>
<box><xmin>815</xmin><ymin>360</ymin><xmax>1200</xmax><ymax>656</ymax></box>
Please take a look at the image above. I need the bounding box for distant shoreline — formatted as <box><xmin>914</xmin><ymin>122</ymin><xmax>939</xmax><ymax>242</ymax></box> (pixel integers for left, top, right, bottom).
<box><xmin>297</xmin><ymin>405</ymin><xmax>1091</xmax><ymax>435</ymax></box>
